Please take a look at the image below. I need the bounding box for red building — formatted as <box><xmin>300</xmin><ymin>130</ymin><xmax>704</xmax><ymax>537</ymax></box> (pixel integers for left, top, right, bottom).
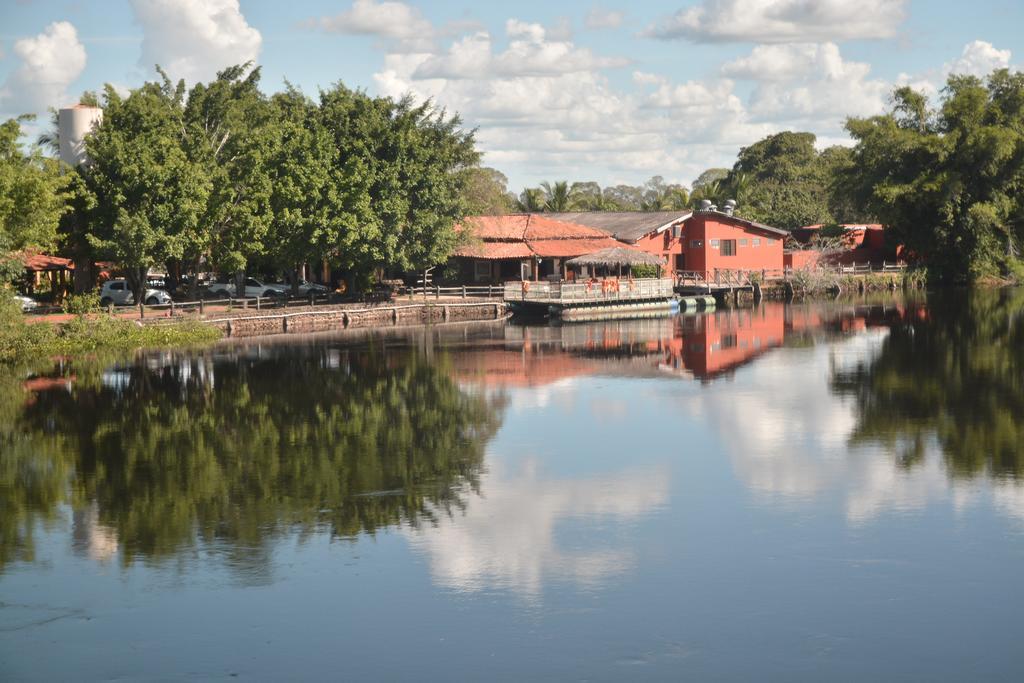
<box><xmin>681</xmin><ymin>210</ymin><xmax>787</xmax><ymax>278</ymax></box>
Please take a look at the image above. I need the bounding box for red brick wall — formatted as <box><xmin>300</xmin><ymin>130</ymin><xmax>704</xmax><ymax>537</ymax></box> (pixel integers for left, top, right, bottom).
<box><xmin>684</xmin><ymin>215</ymin><xmax>784</xmax><ymax>277</ymax></box>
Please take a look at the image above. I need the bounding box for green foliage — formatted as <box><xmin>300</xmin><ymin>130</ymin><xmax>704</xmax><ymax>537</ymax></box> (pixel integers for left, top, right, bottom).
<box><xmin>62</xmin><ymin>291</ymin><xmax>100</xmax><ymax>316</ymax></box>
<box><xmin>517</xmin><ymin>176</ymin><xmax>690</xmax><ymax>212</ymax></box>
<box><xmin>630</xmin><ymin>263</ymin><xmax>659</xmax><ymax>278</ymax></box>
<box><xmin>462</xmin><ymin>166</ymin><xmax>517</xmax><ymax>215</ymax></box>
<box><xmin>0</xmin><ymin>116</ymin><xmax>70</xmax><ymax>284</ymax></box>
<box><xmin>725</xmin><ymin>131</ymin><xmax>849</xmax><ymax>229</ymax></box>
<box><xmin>0</xmin><ymin>295</ymin><xmax>220</xmax><ymax>365</ymax></box>
<box><xmin>841</xmin><ymin>69</ymin><xmax>1024</xmax><ymax>282</ymax></box>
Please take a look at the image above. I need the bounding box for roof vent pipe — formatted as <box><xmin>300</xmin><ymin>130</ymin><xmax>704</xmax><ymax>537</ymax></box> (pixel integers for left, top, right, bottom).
<box><xmin>698</xmin><ymin>199</ymin><xmax>713</xmax><ymax>212</ymax></box>
<box><xmin>722</xmin><ymin>199</ymin><xmax>737</xmax><ymax>216</ymax></box>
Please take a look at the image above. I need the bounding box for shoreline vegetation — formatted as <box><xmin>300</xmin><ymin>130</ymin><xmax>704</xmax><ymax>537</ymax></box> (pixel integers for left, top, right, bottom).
<box><xmin>0</xmin><ymin>295</ymin><xmax>221</xmax><ymax>365</ymax></box>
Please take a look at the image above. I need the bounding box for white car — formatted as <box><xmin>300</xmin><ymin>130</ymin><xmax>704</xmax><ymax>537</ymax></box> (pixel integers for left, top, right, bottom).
<box><xmin>99</xmin><ymin>279</ymin><xmax>173</xmax><ymax>307</ymax></box>
<box><xmin>205</xmin><ymin>277</ymin><xmax>286</xmax><ymax>299</ymax></box>
<box><xmin>13</xmin><ymin>294</ymin><xmax>38</xmax><ymax>312</ymax></box>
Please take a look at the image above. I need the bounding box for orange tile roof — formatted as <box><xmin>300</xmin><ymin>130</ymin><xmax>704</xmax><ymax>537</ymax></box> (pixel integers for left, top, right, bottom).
<box><xmin>456</xmin><ymin>214</ymin><xmax>638</xmax><ymax>261</ymax></box>
<box><xmin>529</xmin><ymin>237</ymin><xmax>623</xmax><ymax>258</ymax></box>
<box><xmin>454</xmin><ymin>242</ymin><xmax>534</xmax><ymax>260</ymax></box>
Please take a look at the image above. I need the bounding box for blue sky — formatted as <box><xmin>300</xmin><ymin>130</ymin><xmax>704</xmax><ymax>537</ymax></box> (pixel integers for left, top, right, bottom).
<box><xmin>1</xmin><ymin>1</ymin><xmax>1021</xmax><ymax>191</ymax></box>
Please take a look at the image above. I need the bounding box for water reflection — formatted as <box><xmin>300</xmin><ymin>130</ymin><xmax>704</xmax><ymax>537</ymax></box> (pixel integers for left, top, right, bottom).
<box><xmin>405</xmin><ymin>462</ymin><xmax>669</xmax><ymax>599</ymax></box>
<box><xmin>3</xmin><ymin>290</ymin><xmax>1023</xmax><ymax>582</ymax></box>
<box><xmin>1</xmin><ymin>347</ymin><xmax>503</xmax><ymax>575</ymax></box>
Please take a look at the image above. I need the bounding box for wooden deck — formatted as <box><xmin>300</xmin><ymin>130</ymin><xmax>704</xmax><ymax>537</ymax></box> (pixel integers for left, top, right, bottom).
<box><xmin>504</xmin><ymin>278</ymin><xmax>676</xmax><ymax>317</ymax></box>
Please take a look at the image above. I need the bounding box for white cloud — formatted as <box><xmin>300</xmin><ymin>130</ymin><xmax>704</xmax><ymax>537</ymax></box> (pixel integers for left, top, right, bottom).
<box><xmin>313</xmin><ymin>0</ymin><xmax>435</xmax><ymax>52</ymax></box>
<box><xmin>585</xmin><ymin>7</ymin><xmax>625</xmax><ymax>30</ymax></box>
<box><xmin>0</xmin><ymin>21</ymin><xmax>87</xmax><ymax>117</ymax></box>
<box><xmin>412</xmin><ymin>20</ymin><xmax>628</xmax><ymax>80</ymax></box>
<box><xmin>722</xmin><ymin>43</ymin><xmax>889</xmax><ymax>125</ymax></box>
<box><xmin>945</xmin><ymin>40</ymin><xmax>1012</xmax><ymax>78</ymax></box>
<box><xmin>645</xmin><ymin>0</ymin><xmax>907</xmax><ymax>43</ymax></box>
<box><xmin>129</xmin><ymin>0</ymin><xmax>262</xmax><ymax>84</ymax></box>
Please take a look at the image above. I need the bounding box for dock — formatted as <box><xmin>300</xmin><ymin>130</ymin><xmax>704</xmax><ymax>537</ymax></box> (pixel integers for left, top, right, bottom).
<box><xmin>504</xmin><ymin>278</ymin><xmax>676</xmax><ymax>318</ymax></box>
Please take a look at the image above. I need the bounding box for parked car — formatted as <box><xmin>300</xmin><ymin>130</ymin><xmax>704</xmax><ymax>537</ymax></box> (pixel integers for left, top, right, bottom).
<box><xmin>99</xmin><ymin>279</ymin><xmax>173</xmax><ymax>307</ymax></box>
<box><xmin>205</xmin><ymin>277</ymin><xmax>286</xmax><ymax>299</ymax></box>
<box><xmin>13</xmin><ymin>294</ymin><xmax>38</xmax><ymax>312</ymax></box>
<box><xmin>295</xmin><ymin>279</ymin><xmax>329</xmax><ymax>295</ymax></box>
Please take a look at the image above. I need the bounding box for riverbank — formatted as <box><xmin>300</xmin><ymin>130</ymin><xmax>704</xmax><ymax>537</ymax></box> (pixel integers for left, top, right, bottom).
<box><xmin>0</xmin><ymin>304</ymin><xmax>221</xmax><ymax>364</ymax></box>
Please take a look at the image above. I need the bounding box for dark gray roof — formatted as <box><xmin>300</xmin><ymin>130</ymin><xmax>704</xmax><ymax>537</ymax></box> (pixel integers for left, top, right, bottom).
<box><xmin>696</xmin><ymin>210</ymin><xmax>789</xmax><ymax>237</ymax></box>
<box><xmin>546</xmin><ymin>211</ymin><xmax>690</xmax><ymax>243</ymax></box>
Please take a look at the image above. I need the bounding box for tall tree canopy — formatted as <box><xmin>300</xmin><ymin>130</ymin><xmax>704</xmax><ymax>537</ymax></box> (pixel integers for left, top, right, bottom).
<box><xmin>842</xmin><ymin>70</ymin><xmax>1024</xmax><ymax>281</ymax></box>
<box><xmin>723</xmin><ymin>131</ymin><xmax>852</xmax><ymax>230</ymax></box>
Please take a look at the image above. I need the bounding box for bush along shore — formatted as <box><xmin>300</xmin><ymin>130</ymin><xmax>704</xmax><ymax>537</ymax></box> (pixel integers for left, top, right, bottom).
<box><xmin>1</xmin><ymin>294</ymin><xmax>221</xmax><ymax>365</ymax></box>
<box><xmin>753</xmin><ymin>269</ymin><xmax>928</xmax><ymax>300</ymax></box>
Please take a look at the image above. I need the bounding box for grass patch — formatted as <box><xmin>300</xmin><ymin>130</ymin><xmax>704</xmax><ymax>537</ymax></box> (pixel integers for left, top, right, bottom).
<box><xmin>1</xmin><ymin>295</ymin><xmax>221</xmax><ymax>364</ymax></box>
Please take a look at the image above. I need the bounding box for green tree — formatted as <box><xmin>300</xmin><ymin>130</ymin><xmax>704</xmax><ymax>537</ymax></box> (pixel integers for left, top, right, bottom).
<box><xmin>263</xmin><ymin>86</ymin><xmax>336</xmax><ymax>295</ymax></box>
<box><xmin>0</xmin><ymin>117</ymin><xmax>71</xmax><ymax>285</ymax></box>
<box><xmin>842</xmin><ymin>70</ymin><xmax>1024</xmax><ymax>281</ymax></box>
<box><xmin>181</xmin><ymin>64</ymin><xmax>275</xmax><ymax>295</ymax></box>
<box><xmin>84</xmin><ymin>80</ymin><xmax>208</xmax><ymax>303</ymax></box>
<box><xmin>318</xmin><ymin>85</ymin><xmax>477</xmax><ymax>289</ymax></box>
<box><xmin>725</xmin><ymin>131</ymin><xmax>837</xmax><ymax>229</ymax></box>
<box><xmin>462</xmin><ymin>166</ymin><xmax>517</xmax><ymax>215</ymax></box>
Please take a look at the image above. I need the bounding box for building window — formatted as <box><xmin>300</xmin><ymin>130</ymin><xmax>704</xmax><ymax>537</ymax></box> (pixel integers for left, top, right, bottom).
<box><xmin>690</xmin><ymin>240</ymin><xmax>703</xmax><ymax>248</ymax></box>
<box><xmin>721</xmin><ymin>239</ymin><xmax>737</xmax><ymax>256</ymax></box>
<box><xmin>710</xmin><ymin>239</ymin><xmax>720</xmax><ymax>248</ymax></box>
<box><xmin>753</xmin><ymin>238</ymin><xmax>761</xmax><ymax>247</ymax></box>
<box><xmin>474</xmin><ymin>261</ymin><xmax>492</xmax><ymax>281</ymax></box>
<box><xmin>739</xmin><ymin>239</ymin><xmax>748</xmax><ymax>246</ymax></box>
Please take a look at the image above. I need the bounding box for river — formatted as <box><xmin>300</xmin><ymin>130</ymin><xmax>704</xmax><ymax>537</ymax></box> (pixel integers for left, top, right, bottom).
<box><xmin>1</xmin><ymin>289</ymin><xmax>1022</xmax><ymax>680</ymax></box>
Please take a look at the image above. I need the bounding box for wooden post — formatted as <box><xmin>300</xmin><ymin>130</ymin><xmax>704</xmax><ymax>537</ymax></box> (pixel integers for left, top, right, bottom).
<box><xmin>139</xmin><ymin>303</ymin><xmax>144</xmax><ymax>319</ymax></box>
<box><xmin>199</xmin><ymin>299</ymin><xmax>205</xmax><ymax>315</ymax></box>
<box><xmin>443</xmin><ymin>305</ymin><xmax>450</xmax><ymax>321</ymax></box>
<box><xmin>170</xmin><ymin>301</ymin><xmax>175</xmax><ymax>316</ymax></box>
<box><xmin>226</xmin><ymin>319</ymin><xmax>233</xmax><ymax>336</ymax></box>
<box><xmin>392</xmin><ymin>307</ymin><xmax>399</xmax><ymax>325</ymax></box>
<box><xmin>228</xmin><ymin>297</ymin><xmax>233</xmax><ymax>311</ymax></box>
<box><xmin>256</xmin><ymin>296</ymin><xmax>261</xmax><ymax>311</ymax></box>
<box><xmin>462</xmin><ymin>285</ymin><xmax>467</xmax><ymax>299</ymax></box>
<box><xmin>342</xmin><ymin>312</ymin><xmax>350</xmax><ymax>327</ymax></box>
<box><xmin>435</xmin><ymin>284</ymin><xmax>440</xmax><ymax>300</ymax></box>
<box><xmin>282</xmin><ymin>317</ymin><xmax>288</xmax><ymax>333</ymax></box>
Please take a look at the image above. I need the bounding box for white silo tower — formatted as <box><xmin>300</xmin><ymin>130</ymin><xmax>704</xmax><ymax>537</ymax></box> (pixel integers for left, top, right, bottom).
<box><xmin>57</xmin><ymin>105</ymin><xmax>103</xmax><ymax>167</ymax></box>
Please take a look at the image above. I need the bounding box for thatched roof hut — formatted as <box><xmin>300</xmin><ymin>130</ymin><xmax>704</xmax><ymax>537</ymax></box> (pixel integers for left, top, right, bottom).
<box><xmin>565</xmin><ymin>247</ymin><xmax>664</xmax><ymax>268</ymax></box>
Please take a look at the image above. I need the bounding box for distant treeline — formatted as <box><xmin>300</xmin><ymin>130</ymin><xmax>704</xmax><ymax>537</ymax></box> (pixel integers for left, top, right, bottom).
<box><xmin>2</xmin><ymin>67</ymin><xmax>1022</xmax><ymax>288</ymax></box>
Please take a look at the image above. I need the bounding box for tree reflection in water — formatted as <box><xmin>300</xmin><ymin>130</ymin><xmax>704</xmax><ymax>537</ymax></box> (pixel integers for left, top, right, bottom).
<box><xmin>0</xmin><ymin>347</ymin><xmax>504</xmax><ymax>574</ymax></box>
<box><xmin>832</xmin><ymin>288</ymin><xmax>1024</xmax><ymax>479</ymax></box>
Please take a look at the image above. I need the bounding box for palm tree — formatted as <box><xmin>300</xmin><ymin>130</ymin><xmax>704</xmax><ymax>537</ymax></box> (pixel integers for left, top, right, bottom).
<box><xmin>36</xmin><ymin>108</ymin><xmax>60</xmax><ymax>156</ymax></box>
<box><xmin>540</xmin><ymin>180</ymin><xmax>571</xmax><ymax>212</ymax></box>
<box><xmin>518</xmin><ymin>188</ymin><xmax>545</xmax><ymax>212</ymax></box>
<box><xmin>691</xmin><ymin>180</ymin><xmax>723</xmax><ymax>206</ymax></box>
<box><xmin>642</xmin><ymin>186</ymin><xmax>690</xmax><ymax>211</ymax></box>
<box><xmin>726</xmin><ymin>172</ymin><xmax>751</xmax><ymax>205</ymax></box>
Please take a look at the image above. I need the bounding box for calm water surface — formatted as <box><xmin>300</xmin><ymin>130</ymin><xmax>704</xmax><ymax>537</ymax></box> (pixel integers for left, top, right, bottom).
<box><xmin>2</xmin><ymin>290</ymin><xmax>1023</xmax><ymax>680</ymax></box>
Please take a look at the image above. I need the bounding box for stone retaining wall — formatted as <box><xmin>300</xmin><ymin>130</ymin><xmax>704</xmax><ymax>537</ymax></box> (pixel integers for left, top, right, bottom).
<box><xmin>202</xmin><ymin>302</ymin><xmax>505</xmax><ymax>338</ymax></box>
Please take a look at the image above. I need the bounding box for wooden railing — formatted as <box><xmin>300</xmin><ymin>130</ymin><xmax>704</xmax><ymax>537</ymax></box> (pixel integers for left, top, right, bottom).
<box><xmin>103</xmin><ymin>292</ymin><xmax>334</xmax><ymax>319</ymax></box>
<box><xmin>503</xmin><ymin>278</ymin><xmax>675</xmax><ymax>303</ymax></box>
<box><xmin>405</xmin><ymin>284</ymin><xmax>504</xmax><ymax>300</ymax></box>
